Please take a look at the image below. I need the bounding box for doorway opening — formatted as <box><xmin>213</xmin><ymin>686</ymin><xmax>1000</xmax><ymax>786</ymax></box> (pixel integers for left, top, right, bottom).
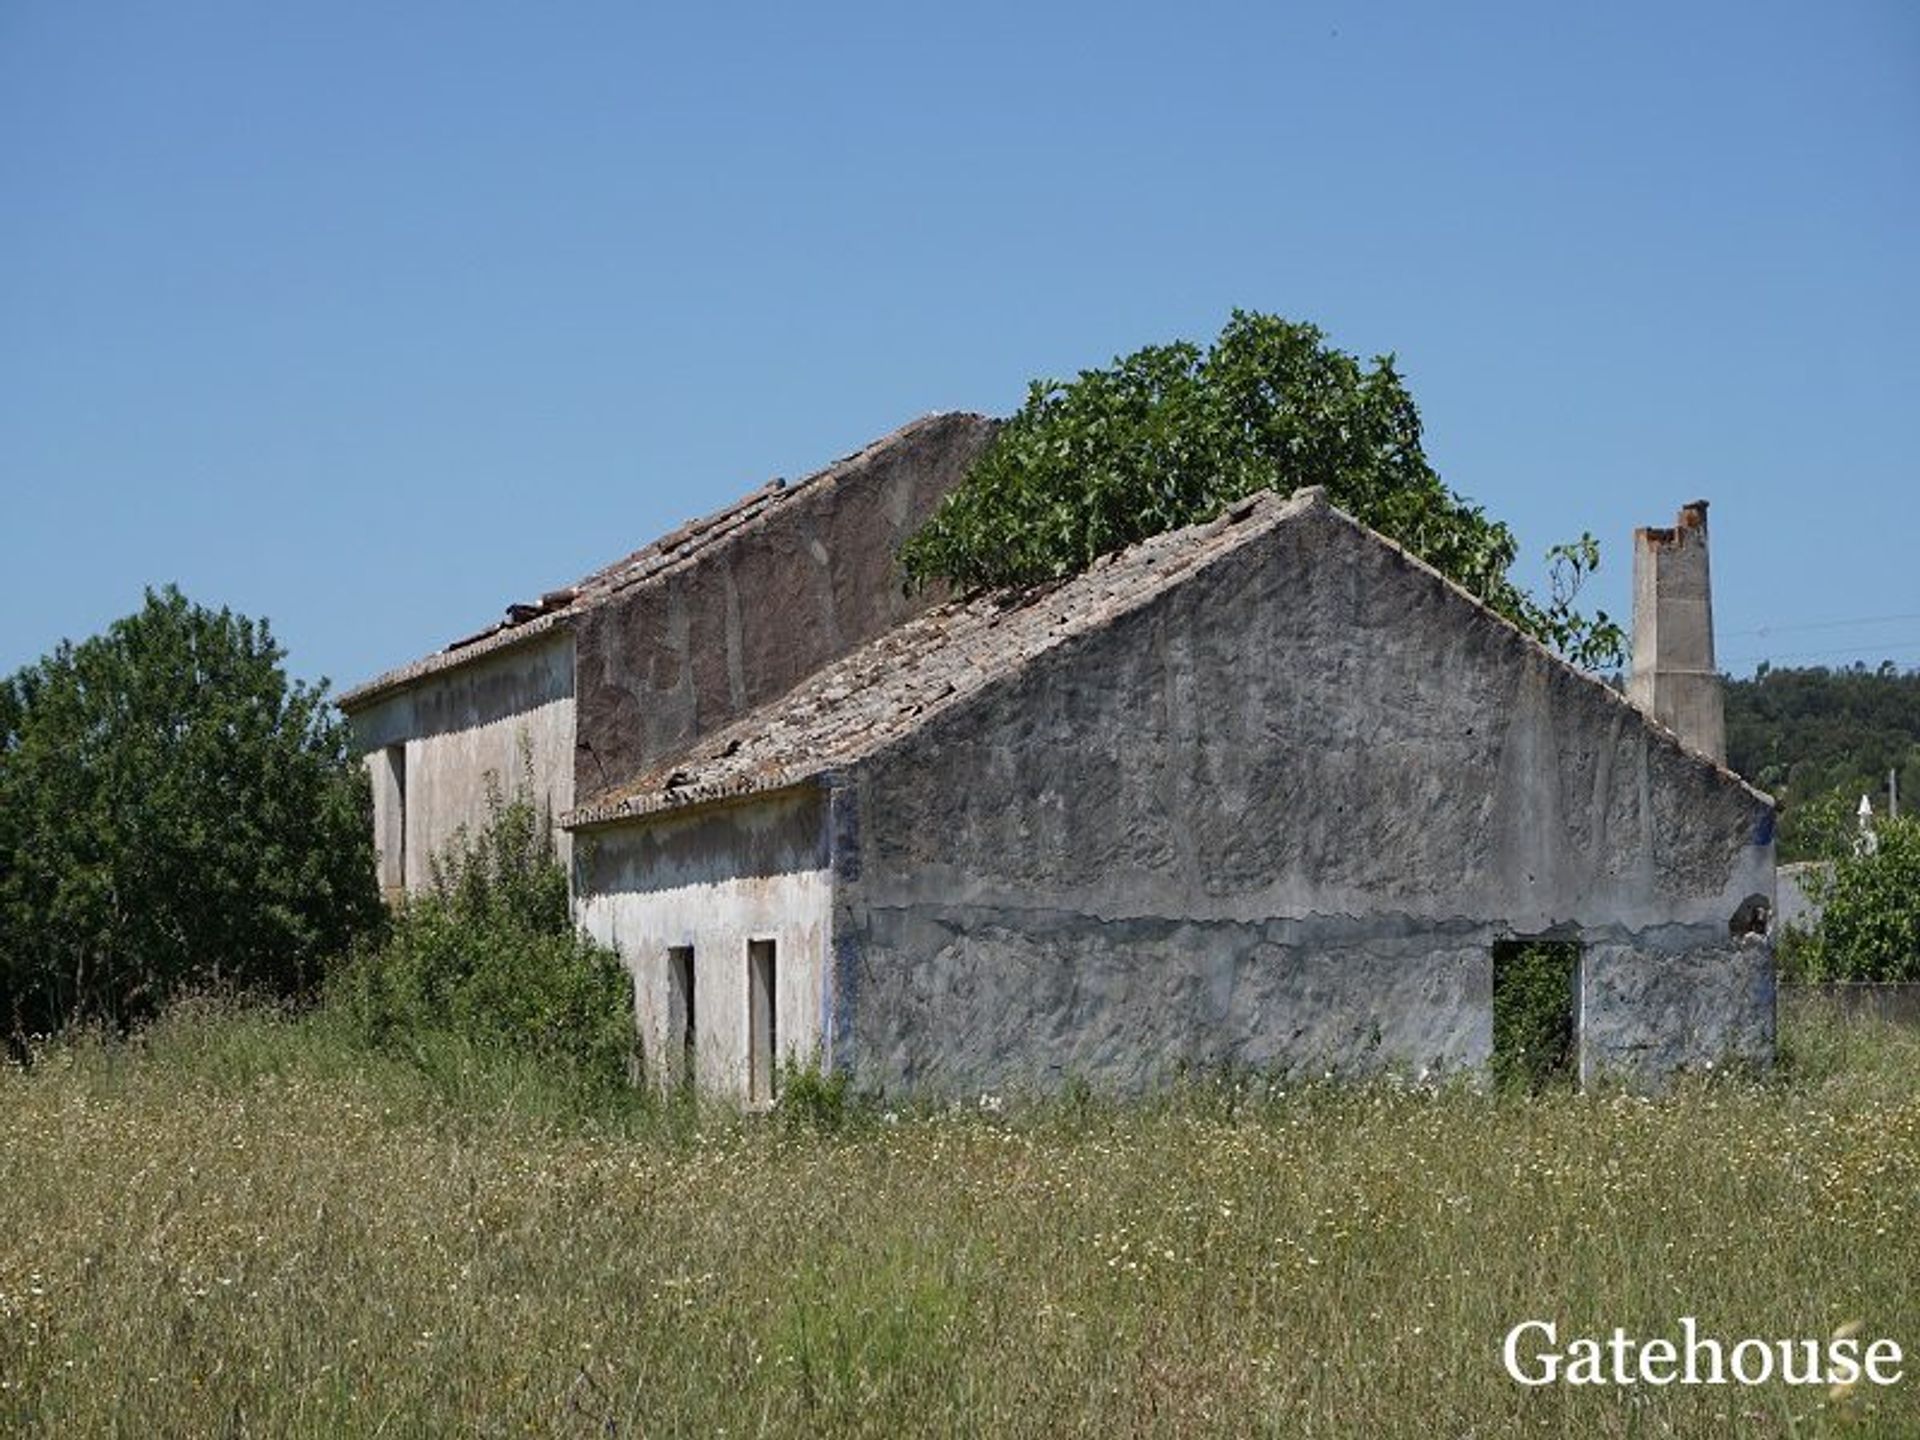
<box><xmin>1492</xmin><ymin>940</ymin><xmax>1581</xmax><ymax>1092</ymax></box>
<box><xmin>666</xmin><ymin>946</ymin><xmax>695</xmax><ymax>1088</ymax></box>
<box><xmin>378</xmin><ymin>743</ymin><xmax>408</xmax><ymax>896</ymax></box>
<box><xmin>748</xmin><ymin>939</ymin><xmax>777</xmax><ymax>1105</ymax></box>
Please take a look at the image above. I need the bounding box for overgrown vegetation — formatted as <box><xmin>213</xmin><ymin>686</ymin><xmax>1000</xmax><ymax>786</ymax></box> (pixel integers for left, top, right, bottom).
<box><xmin>902</xmin><ymin>311</ymin><xmax>1624</xmax><ymax>668</ymax></box>
<box><xmin>1</xmin><ymin>998</ymin><xmax>1914</xmax><ymax>1435</ymax></box>
<box><xmin>0</xmin><ymin>587</ymin><xmax>380</xmax><ymax>1039</ymax></box>
<box><xmin>329</xmin><ymin>781</ymin><xmax>636</xmax><ymax>1091</ymax></box>
<box><xmin>775</xmin><ymin>1054</ymin><xmax>854</xmax><ymax>1132</ymax></box>
<box><xmin>1787</xmin><ymin>815</ymin><xmax>1920</xmax><ymax>983</ymax></box>
<box><xmin>1491</xmin><ymin>942</ymin><xmax>1579</xmax><ymax>1092</ymax></box>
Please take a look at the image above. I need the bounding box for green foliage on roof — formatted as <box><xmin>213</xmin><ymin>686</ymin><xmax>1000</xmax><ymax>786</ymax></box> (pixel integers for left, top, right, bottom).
<box><xmin>902</xmin><ymin>311</ymin><xmax>1624</xmax><ymax>668</ymax></box>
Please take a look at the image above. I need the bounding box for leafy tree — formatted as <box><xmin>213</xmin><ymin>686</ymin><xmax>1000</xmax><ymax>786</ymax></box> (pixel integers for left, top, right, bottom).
<box><xmin>902</xmin><ymin>311</ymin><xmax>1624</xmax><ymax>667</ymax></box>
<box><xmin>1773</xmin><ymin>789</ymin><xmax>1879</xmax><ymax>869</ymax></box>
<box><xmin>0</xmin><ymin>586</ymin><xmax>381</xmax><ymax>1036</ymax></box>
<box><xmin>1793</xmin><ymin>815</ymin><xmax>1920</xmax><ymax>982</ymax></box>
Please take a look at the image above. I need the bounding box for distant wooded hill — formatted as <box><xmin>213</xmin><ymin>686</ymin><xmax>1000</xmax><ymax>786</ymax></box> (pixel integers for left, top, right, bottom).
<box><xmin>1724</xmin><ymin>665</ymin><xmax>1920</xmax><ymax>860</ymax></box>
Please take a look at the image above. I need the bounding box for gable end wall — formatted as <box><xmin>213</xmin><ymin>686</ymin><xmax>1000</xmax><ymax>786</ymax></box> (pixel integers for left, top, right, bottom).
<box><xmin>347</xmin><ymin>631</ymin><xmax>575</xmax><ymax>893</ymax></box>
<box><xmin>830</xmin><ymin>504</ymin><xmax>1773</xmax><ymax>1094</ymax></box>
<box><xmin>571</xmin><ymin>413</ymin><xmax>996</xmax><ymax>804</ymax></box>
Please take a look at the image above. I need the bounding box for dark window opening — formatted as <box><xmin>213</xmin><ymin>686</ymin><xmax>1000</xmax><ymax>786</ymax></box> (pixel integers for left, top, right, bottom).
<box><xmin>749</xmin><ymin>939</ymin><xmax>777</xmax><ymax>1105</ymax></box>
<box><xmin>1492</xmin><ymin>940</ymin><xmax>1580</xmax><ymax>1092</ymax></box>
<box><xmin>667</xmin><ymin>946</ymin><xmax>695</xmax><ymax>1087</ymax></box>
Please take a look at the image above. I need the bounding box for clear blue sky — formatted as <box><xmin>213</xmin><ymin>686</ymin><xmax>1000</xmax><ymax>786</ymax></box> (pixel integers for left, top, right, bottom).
<box><xmin>3</xmin><ymin>1</ymin><xmax>1915</xmax><ymax>691</ymax></box>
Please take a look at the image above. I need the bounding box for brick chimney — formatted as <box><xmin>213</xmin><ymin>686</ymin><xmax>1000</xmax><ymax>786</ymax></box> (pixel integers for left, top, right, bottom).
<box><xmin>1628</xmin><ymin>501</ymin><xmax>1725</xmax><ymax>763</ymax></box>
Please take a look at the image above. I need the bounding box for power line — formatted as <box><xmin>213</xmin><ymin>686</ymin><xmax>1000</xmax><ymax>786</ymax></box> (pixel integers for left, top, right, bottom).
<box><xmin>1721</xmin><ymin>638</ymin><xmax>1920</xmax><ymax>669</ymax></box>
<box><xmin>1721</xmin><ymin>611</ymin><xmax>1920</xmax><ymax>640</ymax></box>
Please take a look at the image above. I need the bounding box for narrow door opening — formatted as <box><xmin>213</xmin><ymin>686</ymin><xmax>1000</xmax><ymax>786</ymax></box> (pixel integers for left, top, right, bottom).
<box><xmin>1492</xmin><ymin>940</ymin><xmax>1581</xmax><ymax>1092</ymax></box>
<box><xmin>748</xmin><ymin>939</ymin><xmax>777</xmax><ymax>1105</ymax></box>
<box><xmin>391</xmin><ymin>746</ymin><xmax>406</xmax><ymax>885</ymax></box>
<box><xmin>666</xmin><ymin>946</ymin><xmax>696</xmax><ymax>1088</ymax></box>
<box><xmin>377</xmin><ymin>743</ymin><xmax>408</xmax><ymax>897</ymax></box>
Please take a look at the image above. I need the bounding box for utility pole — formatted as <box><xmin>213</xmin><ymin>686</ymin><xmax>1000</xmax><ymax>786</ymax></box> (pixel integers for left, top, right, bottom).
<box><xmin>1892</xmin><ymin>767</ymin><xmax>1901</xmax><ymax>821</ymax></box>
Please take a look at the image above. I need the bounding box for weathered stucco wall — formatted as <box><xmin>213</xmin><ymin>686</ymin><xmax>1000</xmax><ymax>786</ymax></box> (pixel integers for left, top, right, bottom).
<box><xmin>1776</xmin><ymin>861</ymin><xmax>1829</xmax><ymax>933</ymax></box>
<box><xmin>576</xmin><ymin>788</ymin><xmax>831</xmax><ymax>1101</ymax></box>
<box><xmin>349</xmin><ymin>632</ymin><xmax>575</xmax><ymax>892</ymax></box>
<box><xmin>1579</xmin><ymin>939</ymin><xmax>1772</xmax><ymax>1083</ymax></box>
<box><xmin>832</xmin><ymin>500</ymin><xmax>1774</xmax><ymax>1095</ymax></box>
<box><xmin>571</xmin><ymin>412</ymin><xmax>995</xmax><ymax>804</ymax></box>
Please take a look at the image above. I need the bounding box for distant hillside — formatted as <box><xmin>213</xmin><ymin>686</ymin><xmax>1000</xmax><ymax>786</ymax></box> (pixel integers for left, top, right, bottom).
<box><xmin>1725</xmin><ymin>665</ymin><xmax>1920</xmax><ymax>860</ymax></box>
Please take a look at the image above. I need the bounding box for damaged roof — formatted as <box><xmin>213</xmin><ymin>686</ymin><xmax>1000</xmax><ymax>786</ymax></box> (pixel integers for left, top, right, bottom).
<box><xmin>563</xmin><ymin>487</ymin><xmax>1329</xmax><ymax>828</ymax></box>
<box><xmin>336</xmin><ymin>413</ymin><xmax>982</xmax><ymax>710</ymax></box>
<box><xmin>562</xmin><ymin>484</ymin><xmax>1772</xmax><ymax>831</ymax></box>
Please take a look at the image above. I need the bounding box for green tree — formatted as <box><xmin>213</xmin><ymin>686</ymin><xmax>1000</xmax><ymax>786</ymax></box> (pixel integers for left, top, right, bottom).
<box><xmin>902</xmin><ymin>311</ymin><xmax>1624</xmax><ymax>667</ymax></box>
<box><xmin>1775</xmin><ymin>790</ymin><xmax>1870</xmax><ymax>867</ymax></box>
<box><xmin>1795</xmin><ymin>815</ymin><xmax>1920</xmax><ymax>982</ymax></box>
<box><xmin>0</xmin><ymin>586</ymin><xmax>381</xmax><ymax>1036</ymax></box>
<box><xmin>1724</xmin><ymin>664</ymin><xmax>1919</xmax><ymax>861</ymax></box>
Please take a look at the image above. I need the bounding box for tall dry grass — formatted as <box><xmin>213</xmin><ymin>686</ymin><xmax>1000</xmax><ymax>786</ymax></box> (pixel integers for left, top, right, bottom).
<box><xmin>1</xmin><ymin>998</ymin><xmax>1915</xmax><ymax>1436</ymax></box>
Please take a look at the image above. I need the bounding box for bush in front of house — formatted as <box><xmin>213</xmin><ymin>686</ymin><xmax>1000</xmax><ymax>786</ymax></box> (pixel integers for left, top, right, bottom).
<box><xmin>1794</xmin><ymin>814</ymin><xmax>1920</xmax><ymax>982</ymax></box>
<box><xmin>331</xmin><ymin>781</ymin><xmax>637</xmax><ymax>1087</ymax></box>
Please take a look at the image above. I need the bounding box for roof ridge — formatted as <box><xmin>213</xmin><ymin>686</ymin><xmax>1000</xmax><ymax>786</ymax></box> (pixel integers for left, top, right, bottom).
<box><xmin>337</xmin><ymin>412</ymin><xmax>988</xmax><ymax>710</ymax></box>
<box><xmin>563</xmin><ymin>486</ymin><xmax>1321</xmax><ymax>827</ymax></box>
<box><xmin>563</xmin><ymin>482</ymin><xmax>1770</xmax><ymax>828</ymax></box>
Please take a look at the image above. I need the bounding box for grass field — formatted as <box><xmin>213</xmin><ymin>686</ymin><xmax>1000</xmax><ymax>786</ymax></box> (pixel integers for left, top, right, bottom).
<box><xmin>1</xmin><ymin>1001</ymin><xmax>1916</xmax><ymax>1437</ymax></box>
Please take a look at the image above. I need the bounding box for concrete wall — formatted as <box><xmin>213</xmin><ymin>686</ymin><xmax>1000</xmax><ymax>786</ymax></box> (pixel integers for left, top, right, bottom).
<box><xmin>575</xmin><ymin>788</ymin><xmax>831</xmax><ymax>1102</ymax></box>
<box><xmin>348</xmin><ymin>632</ymin><xmax>575</xmax><ymax>892</ymax></box>
<box><xmin>1777</xmin><ymin>861</ymin><xmax>1829</xmax><ymax>933</ymax></box>
<box><xmin>571</xmin><ymin>413</ymin><xmax>995</xmax><ymax>804</ymax></box>
<box><xmin>1579</xmin><ymin>940</ymin><xmax>1773</xmax><ymax>1083</ymax></box>
<box><xmin>831</xmin><ymin>501</ymin><xmax>1775</xmax><ymax>1096</ymax></box>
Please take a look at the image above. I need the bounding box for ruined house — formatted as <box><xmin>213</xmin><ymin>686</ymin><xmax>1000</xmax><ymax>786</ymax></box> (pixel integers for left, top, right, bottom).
<box><xmin>343</xmin><ymin>424</ymin><xmax>1776</xmax><ymax>1101</ymax></box>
